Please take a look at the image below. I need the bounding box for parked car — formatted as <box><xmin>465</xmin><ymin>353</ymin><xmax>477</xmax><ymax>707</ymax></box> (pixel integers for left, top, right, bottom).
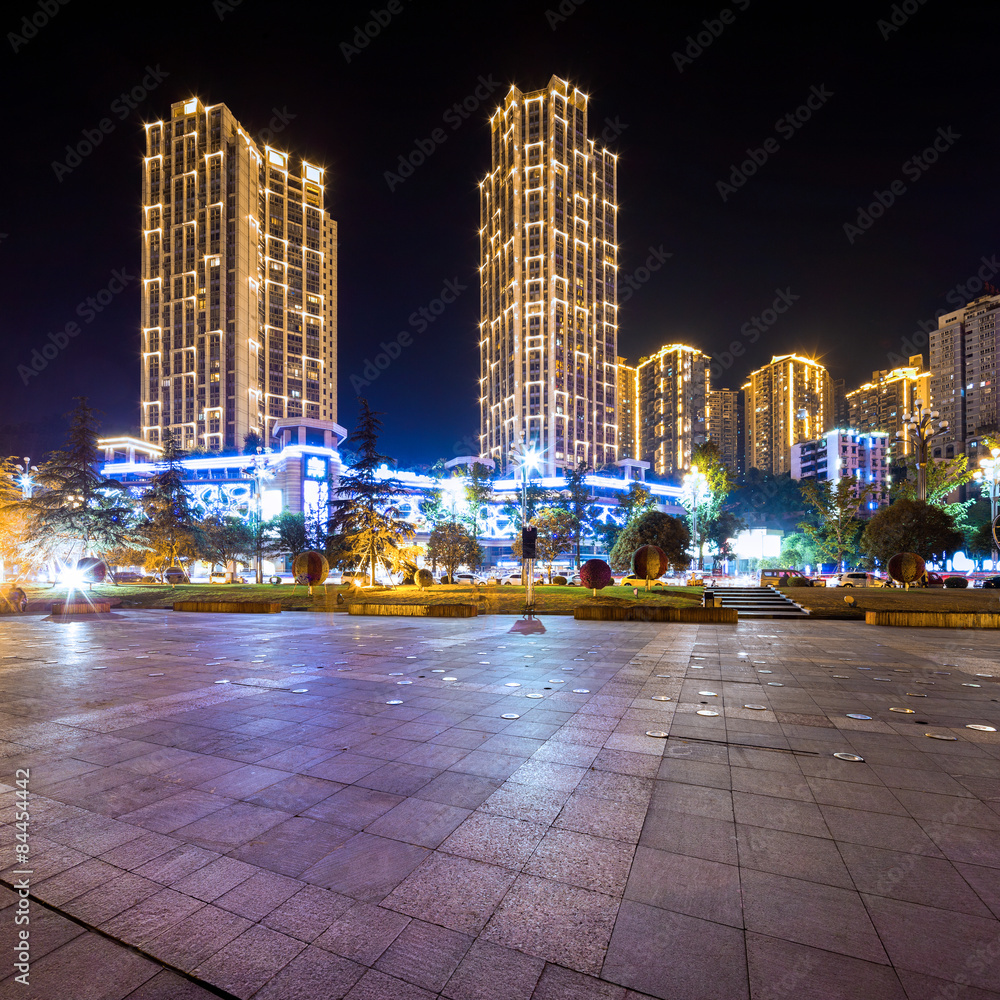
<box><xmin>453</xmin><ymin>573</ymin><xmax>483</xmax><ymax>585</ymax></box>
<box><xmin>981</xmin><ymin>576</ymin><xmax>1000</xmax><ymax>589</ymax></box>
<box><xmin>759</xmin><ymin>568</ymin><xmax>812</xmax><ymax>587</ymax></box>
<box><xmin>501</xmin><ymin>573</ymin><xmax>544</xmax><ymax>585</ymax></box>
<box><xmin>828</xmin><ymin>572</ymin><xmax>887</xmax><ymax>588</ymax></box>
<box><xmin>567</xmin><ymin>573</ymin><xmax>582</xmax><ymax>586</ymax></box>
<box><xmin>619</xmin><ymin>576</ymin><xmax>666</xmax><ymax>588</ymax></box>
<box><xmin>921</xmin><ymin>571</ymin><xmax>945</xmax><ymax>588</ymax></box>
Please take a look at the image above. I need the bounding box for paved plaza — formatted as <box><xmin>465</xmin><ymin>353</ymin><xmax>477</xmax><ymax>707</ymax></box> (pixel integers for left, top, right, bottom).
<box><xmin>0</xmin><ymin>610</ymin><xmax>997</xmax><ymax>999</ymax></box>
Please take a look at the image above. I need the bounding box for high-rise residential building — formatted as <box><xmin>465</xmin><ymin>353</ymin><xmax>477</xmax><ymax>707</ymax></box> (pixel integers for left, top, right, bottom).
<box><xmin>832</xmin><ymin>378</ymin><xmax>848</xmax><ymax>429</ymax></box>
<box><xmin>479</xmin><ymin>75</ymin><xmax>619</xmax><ymax>477</ymax></box>
<box><xmin>790</xmin><ymin>430</ymin><xmax>889</xmax><ymax>510</ymax></box>
<box><xmin>743</xmin><ymin>354</ymin><xmax>833</xmax><ymax>475</ymax></box>
<box><xmin>140</xmin><ymin>97</ymin><xmax>338</xmax><ymax>452</ymax></box>
<box><xmin>708</xmin><ymin>388</ymin><xmax>742</xmax><ymax>475</ymax></box>
<box><xmin>636</xmin><ymin>345</ymin><xmax>710</xmax><ymax>477</ymax></box>
<box><xmin>930</xmin><ymin>294</ymin><xmax>1000</xmax><ymax>461</ymax></box>
<box><xmin>846</xmin><ymin>355</ymin><xmax>930</xmax><ymax>459</ymax></box>
<box><xmin>617</xmin><ymin>357</ymin><xmax>638</xmax><ymax>459</ymax></box>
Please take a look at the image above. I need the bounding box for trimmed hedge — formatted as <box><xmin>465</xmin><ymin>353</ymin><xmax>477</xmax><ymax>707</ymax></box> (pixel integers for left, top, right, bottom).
<box><xmin>944</xmin><ymin>576</ymin><xmax>969</xmax><ymax>588</ymax></box>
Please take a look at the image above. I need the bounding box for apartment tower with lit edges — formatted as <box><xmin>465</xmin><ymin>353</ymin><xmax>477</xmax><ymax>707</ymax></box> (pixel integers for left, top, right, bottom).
<box><xmin>140</xmin><ymin>97</ymin><xmax>338</xmax><ymax>451</ymax></box>
<box><xmin>479</xmin><ymin>76</ymin><xmax>619</xmax><ymax>477</ymax></box>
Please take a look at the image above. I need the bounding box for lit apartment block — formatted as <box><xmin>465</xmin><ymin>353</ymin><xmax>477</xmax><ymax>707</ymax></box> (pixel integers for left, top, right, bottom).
<box><xmin>617</xmin><ymin>356</ymin><xmax>638</xmax><ymax>459</ymax></box>
<box><xmin>140</xmin><ymin>97</ymin><xmax>338</xmax><ymax>452</ymax></box>
<box><xmin>846</xmin><ymin>355</ymin><xmax>930</xmax><ymax>459</ymax></box>
<box><xmin>479</xmin><ymin>76</ymin><xmax>619</xmax><ymax>477</ymax></box>
<box><xmin>930</xmin><ymin>294</ymin><xmax>1000</xmax><ymax>461</ymax></box>
<box><xmin>708</xmin><ymin>387</ymin><xmax>742</xmax><ymax>475</ymax></box>
<box><xmin>636</xmin><ymin>345</ymin><xmax>710</xmax><ymax>477</ymax></box>
<box><xmin>791</xmin><ymin>430</ymin><xmax>890</xmax><ymax>510</ymax></box>
<box><xmin>743</xmin><ymin>354</ymin><xmax>833</xmax><ymax>475</ymax></box>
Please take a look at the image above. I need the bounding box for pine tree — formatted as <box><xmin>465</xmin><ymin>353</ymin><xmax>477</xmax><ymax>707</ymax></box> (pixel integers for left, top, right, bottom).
<box><xmin>327</xmin><ymin>399</ymin><xmax>413</xmax><ymax>587</ymax></box>
<box><xmin>139</xmin><ymin>435</ymin><xmax>201</xmax><ymax>579</ymax></box>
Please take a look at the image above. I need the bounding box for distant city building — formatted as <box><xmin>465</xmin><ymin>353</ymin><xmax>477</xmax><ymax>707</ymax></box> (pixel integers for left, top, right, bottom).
<box><xmin>479</xmin><ymin>75</ymin><xmax>619</xmax><ymax>477</ymax></box>
<box><xmin>832</xmin><ymin>378</ymin><xmax>848</xmax><ymax>429</ymax></box>
<box><xmin>743</xmin><ymin>354</ymin><xmax>833</xmax><ymax>475</ymax></box>
<box><xmin>617</xmin><ymin>357</ymin><xmax>638</xmax><ymax>460</ymax></box>
<box><xmin>140</xmin><ymin>97</ymin><xmax>338</xmax><ymax>453</ymax></box>
<box><xmin>790</xmin><ymin>430</ymin><xmax>890</xmax><ymax>510</ymax></box>
<box><xmin>846</xmin><ymin>355</ymin><xmax>930</xmax><ymax>460</ymax></box>
<box><xmin>636</xmin><ymin>344</ymin><xmax>710</xmax><ymax>477</ymax></box>
<box><xmin>930</xmin><ymin>294</ymin><xmax>1000</xmax><ymax>461</ymax></box>
<box><xmin>707</xmin><ymin>388</ymin><xmax>742</xmax><ymax>475</ymax></box>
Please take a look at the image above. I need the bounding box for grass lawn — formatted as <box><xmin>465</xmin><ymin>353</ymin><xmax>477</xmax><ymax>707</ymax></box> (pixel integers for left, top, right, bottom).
<box><xmin>9</xmin><ymin>581</ymin><xmax>705</xmax><ymax>616</ymax></box>
<box><xmin>781</xmin><ymin>585</ymin><xmax>1000</xmax><ymax>619</ymax></box>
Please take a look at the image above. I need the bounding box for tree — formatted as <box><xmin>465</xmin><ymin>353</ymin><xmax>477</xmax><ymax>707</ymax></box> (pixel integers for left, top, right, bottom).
<box><xmin>706</xmin><ymin>509</ymin><xmax>746</xmax><ymax>565</ymax></box>
<box><xmin>511</xmin><ymin>508</ymin><xmax>576</xmax><ymax>582</ymax></box>
<box><xmin>200</xmin><ymin>515</ymin><xmax>254</xmax><ymax>578</ymax></box>
<box><xmin>730</xmin><ymin>469</ymin><xmax>805</xmax><ymax>530</ymax></box>
<box><xmin>138</xmin><ymin>436</ymin><xmax>201</xmax><ymax>576</ymax></box>
<box><xmin>966</xmin><ymin>520</ymin><xmax>997</xmax><ymax>569</ymax></box>
<box><xmin>617</xmin><ymin>481</ymin><xmax>653</xmax><ymax>525</ymax></box>
<box><xmin>0</xmin><ymin>457</ymin><xmax>42</xmax><ymax>580</ymax></box>
<box><xmin>682</xmin><ymin>443</ymin><xmax>736</xmax><ymax>569</ymax></box>
<box><xmin>463</xmin><ymin>462</ymin><xmax>496</xmax><ymax>544</ymax></box>
<box><xmin>28</xmin><ymin>398</ymin><xmax>134</xmax><ymax>563</ymax></box>
<box><xmin>265</xmin><ymin>512</ymin><xmax>309</xmax><ymax>563</ymax></box>
<box><xmin>798</xmin><ymin>476</ymin><xmax>877</xmax><ymax>571</ymax></box>
<box><xmin>501</xmin><ymin>482</ymin><xmax>556</xmax><ymax>531</ymax></box>
<box><xmin>243</xmin><ymin>431</ymin><xmax>263</xmax><ymax>455</ymax></box>
<box><xmin>780</xmin><ymin>531</ymin><xmax>821</xmax><ymax>569</ymax></box>
<box><xmin>860</xmin><ymin>499</ymin><xmax>964</xmax><ymax>565</ymax></box>
<box><xmin>426</xmin><ymin>522</ymin><xmax>481</xmax><ymax>582</ymax></box>
<box><xmin>558</xmin><ymin>461</ymin><xmax>594</xmax><ymax>570</ymax></box>
<box><xmin>893</xmin><ymin>454</ymin><xmax>976</xmax><ymax>525</ymax></box>
<box><xmin>609</xmin><ymin>510</ymin><xmax>690</xmax><ymax>573</ymax></box>
<box><xmin>327</xmin><ymin>399</ymin><xmax>413</xmax><ymax>587</ymax></box>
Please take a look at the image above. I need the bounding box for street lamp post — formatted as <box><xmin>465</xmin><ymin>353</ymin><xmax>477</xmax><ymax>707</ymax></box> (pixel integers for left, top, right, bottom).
<box><xmin>896</xmin><ymin>407</ymin><xmax>949</xmax><ymax>501</ymax></box>
<box><xmin>245</xmin><ymin>448</ymin><xmax>273</xmax><ymax>585</ymax></box>
<box><xmin>14</xmin><ymin>457</ymin><xmax>37</xmax><ymax>499</ymax></box>
<box><xmin>509</xmin><ymin>437</ymin><xmax>540</xmax><ymax>607</ymax></box>
<box><xmin>682</xmin><ymin>464</ymin><xmax>710</xmax><ymax>572</ymax></box>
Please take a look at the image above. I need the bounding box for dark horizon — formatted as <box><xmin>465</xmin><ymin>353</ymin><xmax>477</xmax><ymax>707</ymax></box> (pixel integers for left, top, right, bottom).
<box><xmin>2</xmin><ymin>0</ymin><xmax>998</xmax><ymax>468</ymax></box>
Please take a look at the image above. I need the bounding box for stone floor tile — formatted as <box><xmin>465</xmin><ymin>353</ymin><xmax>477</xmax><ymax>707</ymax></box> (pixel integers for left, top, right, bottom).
<box><xmin>441</xmin><ymin>811</ymin><xmax>548</xmax><ymax>869</ymax></box>
<box><xmin>63</xmin><ymin>871</ymin><xmax>161</xmax><ymax>925</ymax></box>
<box><xmin>624</xmin><ymin>846</ymin><xmax>742</xmax><ymax>927</ymax></box>
<box><xmin>414</xmin><ymin>771</ymin><xmax>503</xmax><ymax>809</ymax></box>
<box><xmin>228</xmin><ymin>816</ymin><xmax>354</xmax><ymax>877</ymax></box>
<box><xmin>373</xmin><ymin>919</ymin><xmax>473</xmax><ymax>993</ymax></box>
<box><xmin>172</xmin><ymin>801</ymin><xmax>291</xmax><ymax>851</ymax></box>
<box><xmin>343</xmin><ymin>969</ymin><xmax>438</xmax><ymax>1000</ymax></box>
<box><xmin>443</xmin><ymin>938</ymin><xmax>545</xmax><ymax>1000</ymax></box>
<box><xmin>820</xmin><ymin>805</ymin><xmax>946</xmax><ymax>856</ymax></box>
<box><xmin>640</xmin><ymin>810</ymin><xmax>738</xmax><ymax>866</ymax></box>
<box><xmin>121</xmin><ymin>968</ymin><xmax>221</xmax><ymax>999</ymax></box>
<box><xmin>299</xmin><ymin>832</ymin><xmax>428</xmax><ymax>901</ymax></box>
<box><xmin>603</xmin><ymin>899</ymin><xmax>748</xmax><ymax>1000</ymax></box>
<box><xmin>118</xmin><ymin>789</ymin><xmax>234</xmax><ymax>834</ymax></box>
<box><xmin>262</xmin><ymin>885</ymin><xmax>356</xmax><ymax>941</ymax></box>
<box><xmin>134</xmin><ymin>843</ymin><xmax>220</xmax><ymax>886</ymax></box>
<box><xmin>478</xmin><ymin>781</ymin><xmax>569</xmax><ymax>826</ymax></box>
<box><xmin>194</xmin><ymin>924</ymin><xmax>305</xmax><ymax>999</ymax></box>
<box><xmin>251</xmin><ymin>944</ymin><xmax>365</xmax><ymax>1000</ymax></box>
<box><xmin>213</xmin><ymin>869</ymin><xmax>304</xmax><ymax>920</ymax></box>
<box><xmin>480</xmin><ymin>873</ymin><xmax>619</xmax><ymax>976</ymax></box>
<box><xmin>171</xmin><ymin>855</ymin><xmax>256</xmax><ymax>901</ymax></box>
<box><xmin>101</xmin><ymin>888</ymin><xmax>205</xmax><ymax>946</ymax></box>
<box><xmin>314</xmin><ymin>901</ymin><xmax>410</xmax><ymax>965</ymax></box>
<box><xmin>303</xmin><ymin>785</ymin><xmax>404</xmax><ymax>828</ymax></box>
<box><xmin>531</xmin><ymin>963</ymin><xmax>628</xmax><ymax>1000</ymax></box>
<box><xmin>732</xmin><ymin>790</ymin><xmax>830</xmax><ymax>837</ymax></box>
<box><xmin>648</xmin><ymin>780</ymin><xmax>735</xmax><ymax>821</ymax></box>
<box><xmin>742</xmin><ymin>869</ymin><xmax>888</xmax><ymax>963</ymax></box>
<box><xmin>553</xmin><ymin>792</ymin><xmax>646</xmax><ymax>843</ymax></box>
<box><xmin>525</xmin><ymin>829</ymin><xmax>635</xmax><ymax>896</ymax></box>
<box><xmin>142</xmin><ymin>903</ymin><xmax>252</xmax><ymax>972</ymax></box>
<box><xmin>382</xmin><ymin>852</ymin><xmax>517</xmax><ymax>934</ymax></box>
<box><xmin>449</xmin><ymin>750</ymin><xmax>525</xmax><ymax>781</ymax></box>
<box><xmin>364</xmin><ymin>795</ymin><xmax>470</xmax><ymax>847</ymax></box>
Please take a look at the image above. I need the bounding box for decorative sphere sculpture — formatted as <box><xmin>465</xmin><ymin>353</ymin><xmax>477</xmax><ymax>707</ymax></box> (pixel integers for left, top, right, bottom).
<box><xmin>76</xmin><ymin>558</ymin><xmax>107</xmax><ymax>585</ymax></box>
<box><xmin>415</xmin><ymin>568</ymin><xmax>434</xmax><ymax>590</ymax></box>
<box><xmin>632</xmin><ymin>545</ymin><xmax>667</xmax><ymax>586</ymax></box>
<box><xmin>293</xmin><ymin>551</ymin><xmax>329</xmax><ymax>594</ymax></box>
<box><xmin>886</xmin><ymin>552</ymin><xmax>925</xmax><ymax>588</ymax></box>
<box><xmin>579</xmin><ymin>559</ymin><xmax>613</xmax><ymax>596</ymax></box>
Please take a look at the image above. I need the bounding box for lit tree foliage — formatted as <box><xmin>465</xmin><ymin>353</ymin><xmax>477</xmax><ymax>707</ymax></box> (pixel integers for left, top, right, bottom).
<box><xmin>860</xmin><ymin>499</ymin><xmax>963</xmax><ymax>565</ymax></box>
<box><xmin>138</xmin><ymin>436</ymin><xmax>201</xmax><ymax>577</ymax></box>
<box><xmin>798</xmin><ymin>476</ymin><xmax>877</xmax><ymax>571</ymax></box>
<box><xmin>609</xmin><ymin>510</ymin><xmax>690</xmax><ymax>573</ymax></box>
<box><xmin>511</xmin><ymin>508</ymin><xmax>576</xmax><ymax>582</ymax></box>
<box><xmin>426</xmin><ymin>522</ymin><xmax>481</xmax><ymax>582</ymax></box>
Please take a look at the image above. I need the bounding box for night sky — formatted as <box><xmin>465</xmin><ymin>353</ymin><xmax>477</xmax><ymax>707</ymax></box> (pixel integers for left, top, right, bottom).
<box><xmin>2</xmin><ymin>0</ymin><xmax>998</xmax><ymax>470</ymax></box>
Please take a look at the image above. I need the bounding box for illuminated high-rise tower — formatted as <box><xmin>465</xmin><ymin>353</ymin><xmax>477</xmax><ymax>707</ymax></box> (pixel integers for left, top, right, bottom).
<box><xmin>140</xmin><ymin>97</ymin><xmax>338</xmax><ymax>452</ymax></box>
<box><xmin>479</xmin><ymin>76</ymin><xmax>619</xmax><ymax>477</ymax></box>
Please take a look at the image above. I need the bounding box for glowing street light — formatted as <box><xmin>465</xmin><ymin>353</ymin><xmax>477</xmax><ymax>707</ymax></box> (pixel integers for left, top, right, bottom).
<box><xmin>682</xmin><ymin>464</ymin><xmax>710</xmax><ymax>571</ymax></box>
<box><xmin>243</xmin><ymin>448</ymin><xmax>274</xmax><ymax>585</ymax></box>
<box><xmin>896</xmin><ymin>406</ymin><xmax>949</xmax><ymax>502</ymax></box>
<box><xmin>975</xmin><ymin>447</ymin><xmax>1000</xmax><ymax>561</ymax></box>
<box><xmin>14</xmin><ymin>457</ymin><xmax>37</xmax><ymax>498</ymax></box>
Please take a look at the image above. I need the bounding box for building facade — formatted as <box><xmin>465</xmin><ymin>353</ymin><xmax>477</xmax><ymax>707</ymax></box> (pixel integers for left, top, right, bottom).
<box><xmin>846</xmin><ymin>355</ymin><xmax>930</xmax><ymax>459</ymax></box>
<box><xmin>743</xmin><ymin>354</ymin><xmax>833</xmax><ymax>475</ymax></box>
<box><xmin>930</xmin><ymin>294</ymin><xmax>1000</xmax><ymax>462</ymax></box>
<box><xmin>140</xmin><ymin>97</ymin><xmax>338</xmax><ymax>453</ymax></box>
<box><xmin>616</xmin><ymin>357</ymin><xmax>637</xmax><ymax>459</ymax></box>
<box><xmin>636</xmin><ymin>345</ymin><xmax>710</xmax><ymax>478</ymax></box>
<box><xmin>479</xmin><ymin>76</ymin><xmax>619</xmax><ymax>478</ymax></box>
<box><xmin>790</xmin><ymin>430</ymin><xmax>889</xmax><ymax>510</ymax></box>
<box><xmin>707</xmin><ymin>387</ymin><xmax>742</xmax><ymax>475</ymax></box>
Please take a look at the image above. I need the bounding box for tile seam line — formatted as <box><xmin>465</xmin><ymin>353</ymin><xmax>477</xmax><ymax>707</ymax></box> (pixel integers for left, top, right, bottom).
<box><xmin>0</xmin><ymin>876</ymin><xmax>242</xmax><ymax>1000</ymax></box>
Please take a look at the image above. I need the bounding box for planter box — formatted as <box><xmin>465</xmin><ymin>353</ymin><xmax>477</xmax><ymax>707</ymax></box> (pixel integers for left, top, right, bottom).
<box><xmin>173</xmin><ymin>601</ymin><xmax>281</xmax><ymax>614</ymax></box>
<box><xmin>50</xmin><ymin>601</ymin><xmax>112</xmax><ymax>615</ymax></box>
<box><xmin>865</xmin><ymin>610</ymin><xmax>1000</xmax><ymax>629</ymax></box>
<box><xmin>349</xmin><ymin>603</ymin><xmax>478</xmax><ymax>618</ymax></box>
<box><xmin>574</xmin><ymin>605</ymin><xmax>738</xmax><ymax>623</ymax></box>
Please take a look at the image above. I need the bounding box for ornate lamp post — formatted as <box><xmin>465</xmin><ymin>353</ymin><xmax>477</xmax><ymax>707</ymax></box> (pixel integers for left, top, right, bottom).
<box><xmin>975</xmin><ymin>447</ymin><xmax>1000</xmax><ymax>565</ymax></box>
<box><xmin>896</xmin><ymin>407</ymin><xmax>949</xmax><ymax>501</ymax></box>
<box><xmin>682</xmin><ymin>464</ymin><xmax>710</xmax><ymax>571</ymax></box>
<box><xmin>509</xmin><ymin>437</ymin><xmax>541</xmax><ymax>605</ymax></box>
<box><xmin>244</xmin><ymin>448</ymin><xmax>273</xmax><ymax>585</ymax></box>
<box><xmin>14</xmin><ymin>458</ymin><xmax>37</xmax><ymax>498</ymax></box>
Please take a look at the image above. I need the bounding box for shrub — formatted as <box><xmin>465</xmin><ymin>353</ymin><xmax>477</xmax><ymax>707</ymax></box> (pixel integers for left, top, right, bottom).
<box><xmin>551</xmin><ymin>576</ymin><xmax>568</xmax><ymax>586</ymax></box>
<box><xmin>440</xmin><ymin>575</ymin><xmax>451</xmax><ymax>585</ymax></box>
<box><xmin>944</xmin><ymin>576</ymin><xmax>969</xmax><ymax>588</ymax></box>
<box><xmin>579</xmin><ymin>559</ymin><xmax>613</xmax><ymax>596</ymax></box>
<box><xmin>415</xmin><ymin>568</ymin><xmax>434</xmax><ymax>590</ymax></box>
<box><xmin>787</xmin><ymin>576</ymin><xmax>810</xmax><ymax>587</ymax></box>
